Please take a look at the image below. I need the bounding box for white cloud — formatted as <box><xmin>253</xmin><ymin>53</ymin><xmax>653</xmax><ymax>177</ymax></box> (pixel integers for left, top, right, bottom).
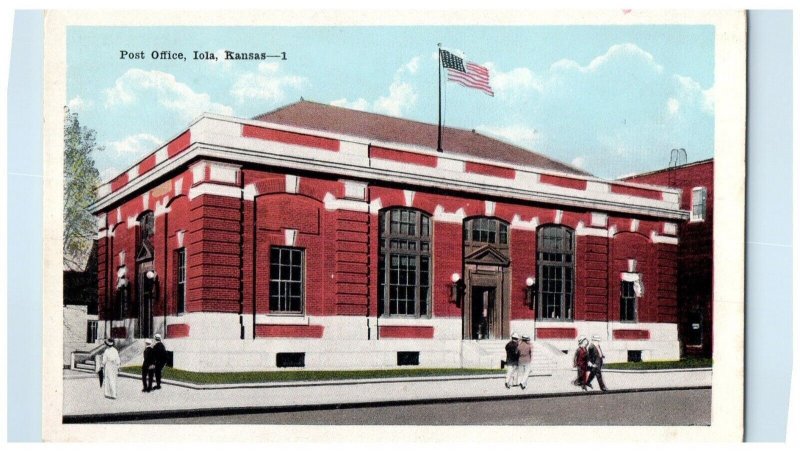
<box><xmin>486</xmin><ymin>64</ymin><xmax>543</xmax><ymax>96</ymax></box>
<box><xmin>475</xmin><ymin>124</ymin><xmax>539</xmax><ymax>147</ymax></box>
<box><xmin>374</xmin><ymin>81</ymin><xmax>417</xmax><ymax>117</ymax></box>
<box><xmin>667</xmin><ymin>98</ymin><xmax>680</xmax><ymax>115</ymax></box>
<box><xmin>106</xmin><ymin>133</ymin><xmax>162</xmax><ymax>156</ymax></box>
<box><xmin>68</xmin><ymin>96</ymin><xmax>92</xmax><ymax>113</ymax></box>
<box><xmin>331</xmin><ymin>97</ymin><xmax>369</xmax><ymax>111</ymax></box>
<box><xmin>105</xmin><ymin>69</ymin><xmax>233</xmax><ymax>120</ymax></box>
<box><xmin>571</xmin><ymin>156</ymin><xmax>586</xmax><ymax>169</ymax></box>
<box><xmin>332</xmin><ymin>56</ymin><xmax>420</xmax><ymax>118</ymax></box>
<box><xmin>230</xmin><ymin>62</ymin><xmax>307</xmax><ymax>104</ymax></box>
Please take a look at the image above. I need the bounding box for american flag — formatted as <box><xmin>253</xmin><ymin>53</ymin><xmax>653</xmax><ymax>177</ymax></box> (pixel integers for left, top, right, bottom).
<box><xmin>440</xmin><ymin>49</ymin><xmax>494</xmax><ymax>97</ymax></box>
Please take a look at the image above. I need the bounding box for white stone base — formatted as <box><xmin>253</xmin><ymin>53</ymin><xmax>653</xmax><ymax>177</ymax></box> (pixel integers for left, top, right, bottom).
<box><xmin>99</xmin><ymin>314</ymin><xmax>679</xmax><ymax>371</ymax></box>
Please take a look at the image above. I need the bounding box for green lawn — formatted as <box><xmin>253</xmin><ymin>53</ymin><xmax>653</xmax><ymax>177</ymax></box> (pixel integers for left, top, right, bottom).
<box><xmin>121</xmin><ymin>366</ymin><xmax>505</xmax><ymax>385</ymax></box>
<box><xmin>604</xmin><ymin>357</ymin><xmax>712</xmax><ymax>370</ymax></box>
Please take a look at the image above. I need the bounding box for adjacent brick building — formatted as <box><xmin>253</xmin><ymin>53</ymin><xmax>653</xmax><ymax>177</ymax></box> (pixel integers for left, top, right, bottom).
<box><xmin>90</xmin><ymin>100</ymin><xmax>690</xmax><ymax>371</ymax></box>
<box><xmin>623</xmin><ymin>159</ymin><xmax>714</xmax><ymax>358</ymax></box>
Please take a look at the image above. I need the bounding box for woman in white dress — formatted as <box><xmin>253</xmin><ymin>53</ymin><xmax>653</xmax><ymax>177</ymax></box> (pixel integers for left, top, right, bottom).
<box><xmin>101</xmin><ymin>338</ymin><xmax>121</xmax><ymax>399</ymax></box>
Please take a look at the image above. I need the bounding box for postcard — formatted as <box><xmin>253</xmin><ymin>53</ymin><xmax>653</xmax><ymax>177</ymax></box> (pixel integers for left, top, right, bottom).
<box><xmin>42</xmin><ymin>9</ymin><xmax>746</xmax><ymax>441</ymax></box>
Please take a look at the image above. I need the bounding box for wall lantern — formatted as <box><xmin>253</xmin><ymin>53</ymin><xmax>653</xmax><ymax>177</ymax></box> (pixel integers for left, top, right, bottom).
<box><xmin>525</xmin><ymin>276</ymin><xmax>537</xmax><ymax>309</ymax></box>
<box><xmin>146</xmin><ymin>270</ymin><xmax>157</xmax><ymax>280</ymax></box>
<box><xmin>449</xmin><ymin>273</ymin><xmax>466</xmax><ymax>306</ymax></box>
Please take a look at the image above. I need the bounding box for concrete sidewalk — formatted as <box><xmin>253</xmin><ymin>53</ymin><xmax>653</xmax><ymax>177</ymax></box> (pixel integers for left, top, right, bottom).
<box><xmin>62</xmin><ymin>368</ymin><xmax>711</xmax><ymax>422</ymax></box>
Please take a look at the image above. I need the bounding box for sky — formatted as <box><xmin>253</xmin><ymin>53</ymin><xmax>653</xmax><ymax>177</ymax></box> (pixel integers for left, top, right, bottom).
<box><xmin>66</xmin><ymin>24</ymin><xmax>715</xmax><ymax>181</ymax></box>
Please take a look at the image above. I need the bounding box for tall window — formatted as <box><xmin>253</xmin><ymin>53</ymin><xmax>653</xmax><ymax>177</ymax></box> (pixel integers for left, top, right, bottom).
<box><xmin>379</xmin><ymin>208</ymin><xmax>431</xmax><ymax>317</ymax></box>
<box><xmin>537</xmin><ymin>226</ymin><xmax>575</xmax><ymax>320</ymax></box>
<box><xmin>691</xmin><ymin>187</ymin><xmax>707</xmax><ymax>222</ymax></box>
<box><xmin>136</xmin><ymin>211</ymin><xmax>155</xmax><ymax>262</ymax></box>
<box><xmin>270</xmin><ymin>247</ymin><xmax>304</xmax><ymax>314</ymax></box>
<box><xmin>620</xmin><ymin>280</ymin><xmax>637</xmax><ymax>322</ymax></box>
<box><xmin>175</xmin><ymin>248</ymin><xmax>186</xmax><ymax>314</ymax></box>
<box><xmin>464</xmin><ymin>217</ymin><xmax>509</xmax><ymax>247</ymax></box>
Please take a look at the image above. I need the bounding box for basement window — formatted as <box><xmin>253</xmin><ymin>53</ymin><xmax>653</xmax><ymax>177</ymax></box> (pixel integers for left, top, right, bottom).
<box><xmin>276</xmin><ymin>352</ymin><xmax>306</xmax><ymax>368</ymax></box>
<box><xmin>627</xmin><ymin>350</ymin><xmax>642</xmax><ymax>363</ymax></box>
<box><xmin>397</xmin><ymin>351</ymin><xmax>420</xmax><ymax>366</ymax></box>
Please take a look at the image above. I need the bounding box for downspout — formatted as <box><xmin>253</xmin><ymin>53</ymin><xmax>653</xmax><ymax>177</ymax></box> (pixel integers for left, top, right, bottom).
<box><xmin>163</xmin><ymin>210</ymin><xmax>168</xmax><ymax>338</ymax></box>
<box><xmin>366</xmin><ymin>183</ymin><xmax>372</xmax><ymax>340</ymax></box>
<box><xmin>252</xmin><ymin>193</ymin><xmax>258</xmax><ymax>339</ymax></box>
<box><xmin>239</xmin><ymin>178</ymin><xmax>245</xmax><ymax>340</ymax></box>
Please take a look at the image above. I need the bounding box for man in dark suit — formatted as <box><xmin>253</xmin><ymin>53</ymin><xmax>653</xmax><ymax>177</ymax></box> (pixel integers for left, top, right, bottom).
<box><xmin>152</xmin><ymin>333</ymin><xmax>168</xmax><ymax>390</ymax></box>
<box><xmin>141</xmin><ymin>339</ymin><xmax>155</xmax><ymax>392</ymax></box>
<box><xmin>504</xmin><ymin>332</ymin><xmax>520</xmax><ymax>389</ymax></box>
<box><xmin>587</xmin><ymin>335</ymin><xmax>608</xmax><ymax>391</ymax></box>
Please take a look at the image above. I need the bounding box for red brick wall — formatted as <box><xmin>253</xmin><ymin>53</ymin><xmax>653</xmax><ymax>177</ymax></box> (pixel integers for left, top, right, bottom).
<box><xmin>577</xmin><ymin>235</ymin><xmax>610</xmax><ymax>321</ymax></box>
<box><xmin>510</xmin><ymin>228</ymin><xmax>536</xmax><ymax>320</ymax></box>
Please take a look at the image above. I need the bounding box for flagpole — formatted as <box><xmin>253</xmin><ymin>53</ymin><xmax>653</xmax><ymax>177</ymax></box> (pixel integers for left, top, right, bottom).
<box><xmin>437</xmin><ymin>43</ymin><xmax>443</xmax><ymax>152</ymax></box>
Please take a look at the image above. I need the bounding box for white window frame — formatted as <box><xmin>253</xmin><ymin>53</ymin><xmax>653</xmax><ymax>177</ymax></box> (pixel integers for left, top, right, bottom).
<box><xmin>690</xmin><ymin>187</ymin><xmax>707</xmax><ymax>222</ymax></box>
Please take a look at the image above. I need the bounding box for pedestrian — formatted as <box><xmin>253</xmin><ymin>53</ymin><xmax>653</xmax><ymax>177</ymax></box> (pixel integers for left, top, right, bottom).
<box><xmin>572</xmin><ymin>336</ymin><xmax>589</xmax><ymax>390</ymax></box>
<box><xmin>587</xmin><ymin>335</ymin><xmax>608</xmax><ymax>391</ymax></box>
<box><xmin>504</xmin><ymin>332</ymin><xmax>520</xmax><ymax>389</ymax></box>
<box><xmin>152</xmin><ymin>333</ymin><xmax>168</xmax><ymax>390</ymax></box>
<box><xmin>101</xmin><ymin>338</ymin><xmax>121</xmax><ymax>399</ymax></box>
<box><xmin>141</xmin><ymin>339</ymin><xmax>155</xmax><ymax>392</ymax></box>
<box><xmin>517</xmin><ymin>334</ymin><xmax>533</xmax><ymax>390</ymax></box>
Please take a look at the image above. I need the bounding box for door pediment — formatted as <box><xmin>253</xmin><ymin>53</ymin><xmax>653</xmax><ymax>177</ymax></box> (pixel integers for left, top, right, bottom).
<box><xmin>464</xmin><ymin>245</ymin><xmax>510</xmax><ymax>266</ymax></box>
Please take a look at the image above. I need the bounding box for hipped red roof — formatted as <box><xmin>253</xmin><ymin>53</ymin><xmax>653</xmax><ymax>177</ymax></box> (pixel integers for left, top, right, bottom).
<box><xmin>254</xmin><ymin>100</ymin><xmax>591</xmax><ymax>177</ymax></box>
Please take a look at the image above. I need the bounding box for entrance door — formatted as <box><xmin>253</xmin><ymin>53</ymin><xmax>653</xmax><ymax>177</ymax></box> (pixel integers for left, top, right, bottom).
<box><xmin>137</xmin><ymin>261</ymin><xmax>154</xmax><ymax>338</ymax></box>
<box><xmin>470</xmin><ymin>286</ymin><xmax>497</xmax><ymax>340</ymax></box>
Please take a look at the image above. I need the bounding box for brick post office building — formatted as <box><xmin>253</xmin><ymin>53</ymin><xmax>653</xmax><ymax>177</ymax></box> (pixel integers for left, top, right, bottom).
<box><xmin>90</xmin><ymin>100</ymin><xmax>690</xmax><ymax>371</ymax></box>
<box><xmin>622</xmin><ymin>159</ymin><xmax>714</xmax><ymax>359</ymax></box>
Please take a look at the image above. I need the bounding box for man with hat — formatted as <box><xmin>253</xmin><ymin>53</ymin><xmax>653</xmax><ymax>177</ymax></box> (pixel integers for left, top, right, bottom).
<box><xmin>587</xmin><ymin>335</ymin><xmax>608</xmax><ymax>391</ymax></box>
<box><xmin>101</xmin><ymin>338</ymin><xmax>121</xmax><ymax>399</ymax></box>
<box><xmin>572</xmin><ymin>336</ymin><xmax>589</xmax><ymax>390</ymax></box>
<box><xmin>504</xmin><ymin>332</ymin><xmax>520</xmax><ymax>389</ymax></box>
<box><xmin>517</xmin><ymin>334</ymin><xmax>533</xmax><ymax>390</ymax></box>
<box><xmin>141</xmin><ymin>339</ymin><xmax>156</xmax><ymax>392</ymax></box>
<box><xmin>152</xmin><ymin>333</ymin><xmax>168</xmax><ymax>390</ymax></box>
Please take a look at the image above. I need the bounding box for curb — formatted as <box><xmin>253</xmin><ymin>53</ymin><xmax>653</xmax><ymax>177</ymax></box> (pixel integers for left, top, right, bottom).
<box><xmin>604</xmin><ymin>367</ymin><xmax>712</xmax><ymax>374</ymax></box>
<box><xmin>63</xmin><ymin>385</ymin><xmax>712</xmax><ymax>423</ymax></box>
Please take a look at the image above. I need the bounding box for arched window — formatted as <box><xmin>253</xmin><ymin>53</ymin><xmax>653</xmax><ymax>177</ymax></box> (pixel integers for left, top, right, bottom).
<box><xmin>136</xmin><ymin>211</ymin><xmax>155</xmax><ymax>262</ymax></box>
<box><xmin>378</xmin><ymin>208</ymin><xmax>431</xmax><ymax>317</ymax></box>
<box><xmin>537</xmin><ymin>225</ymin><xmax>575</xmax><ymax>320</ymax></box>
<box><xmin>464</xmin><ymin>217</ymin><xmax>509</xmax><ymax>248</ymax></box>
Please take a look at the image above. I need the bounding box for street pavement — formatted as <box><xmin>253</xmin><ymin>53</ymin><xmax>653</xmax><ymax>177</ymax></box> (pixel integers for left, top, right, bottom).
<box><xmin>62</xmin><ymin>367</ymin><xmax>711</xmax><ymax>422</ymax></box>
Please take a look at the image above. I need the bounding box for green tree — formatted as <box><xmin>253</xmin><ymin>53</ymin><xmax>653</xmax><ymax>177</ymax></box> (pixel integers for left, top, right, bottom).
<box><xmin>64</xmin><ymin>107</ymin><xmax>102</xmax><ymax>271</ymax></box>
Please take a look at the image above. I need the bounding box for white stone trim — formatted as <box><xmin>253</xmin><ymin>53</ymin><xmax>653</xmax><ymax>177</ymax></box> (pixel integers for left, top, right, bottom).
<box><xmin>126</xmin><ymin>166</ymin><xmax>139</xmax><ymax>180</ymax></box>
<box><xmin>339</xmin><ymin>141</ymin><xmax>369</xmax><ymax>157</ymax></box>
<box><xmin>323</xmin><ymin>193</ymin><xmax>369</xmax><ymax>212</ymax></box>
<box><xmin>115</xmin><ymin>208</ymin><xmax>122</xmax><ymax>225</ymax></box>
<box><xmin>662</xmin><ymin>191</ymin><xmax>680</xmax><ymax>204</ymax></box>
<box><xmin>554</xmin><ymin>209</ymin><xmax>563</xmax><ymax>224</ymax></box>
<box><xmin>155</xmin><ymin>146</ymin><xmax>168</xmax><ymax>165</ymax></box>
<box><xmin>142</xmin><ymin>192</ymin><xmax>150</xmax><ymax>211</ymax></box>
<box><xmin>403</xmin><ymin>190</ymin><xmax>415</xmax><ymax>207</ymax></box>
<box><xmin>630</xmin><ymin>219</ymin><xmax>640</xmax><ymax>232</ymax></box>
<box><xmin>191</xmin><ymin>161</ymin><xmax>207</xmax><ymax>184</ymax></box>
<box><xmin>376</xmin><ymin>317</ymin><xmax>439</xmax><ymax>327</ymax></box>
<box><xmin>510</xmin><ymin>214</ymin><xmax>539</xmax><ymax>231</ymax></box>
<box><xmin>433</xmin><ymin>205</ymin><xmax>466</xmax><ymax>223</ymax></box>
<box><xmin>515</xmin><ymin>171</ymin><xmax>540</xmax><ymax>186</ymax></box>
<box><xmin>436</xmin><ymin>157</ymin><xmax>465</xmax><ymax>173</ymax></box>
<box><xmin>663</xmin><ymin>222</ymin><xmax>678</xmax><ymax>236</ymax></box>
<box><xmin>576</xmin><ymin>221</ymin><xmax>609</xmax><ymax>237</ymax></box>
<box><xmin>590</xmin><ymin>212</ymin><xmax>607</xmax><ymax>227</ymax></box>
<box><xmin>586</xmin><ymin>180</ymin><xmax>610</xmax><ymax>193</ymax></box>
<box><xmin>255</xmin><ymin>315</ymin><xmax>310</xmax><ymax>326</ymax></box>
<box><xmin>126</xmin><ymin>216</ymin><xmax>139</xmax><ymax>229</ymax></box>
<box><xmin>188</xmin><ymin>183</ymin><xmax>242</xmax><ymax>200</ymax></box>
<box><xmin>608</xmin><ymin>225</ymin><xmax>618</xmax><ymax>237</ymax></box>
<box><xmin>208</xmin><ymin>161</ymin><xmax>240</xmax><ymax>184</ymax></box>
<box><xmin>343</xmin><ymin>180</ymin><xmax>368</xmax><ymax>201</ymax></box>
<box><xmin>176</xmin><ymin>230</ymin><xmax>185</xmax><ymax>248</ymax></box>
<box><xmin>243</xmin><ymin>183</ymin><xmax>258</xmax><ymax>201</ymax></box>
<box><xmin>154</xmin><ymin>197</ymin><xmax>171</xmax><ymax>217</ymax></box>
<box><xmin>118</xmin><ymin>251</ymin><xmax>126</xmax><ymax>265</ymax></box>
<box><xmin>97</xmin><ymin>184</ymin><xmax>111</xmax><ymax>198</ymax></box>
<box><xmin>174</xmin><ymin>177</ymin><xmax>184</xmax><ymax>196</ymax></box>
<box><xmin>97</xmin><ymin>230</ymin><xmax>107</xmax><ymax>239</ymax></box>
<box><xmin>284</xmin><ymin>229</ymin><xmax>298</xmax><ymax>246</ymax></box>
<box><xmin>285</xmin><ymin>174</ymin><xmax>299</xmax><ymax>194</ymax></box>
<box><xmin>485</xmin><ymin>200</ymin><xmax>496</xmax><ymax>217</ymax></box>
<box><xmin>369</xmin><ymin>197</ymin><xmax>383</xmax><ymax>215</ymax></box>
<box><xmin>650</xmin><ymin>231</ymin><xmax>679</xmax><ymax>245</ymax></box>
<box><xmin>90</xmin><ymin>116</ymin><xmax>687</xmax><ymax>222</ymax></box>
<box><xmin>96</xmin><ymin>213</ymin><xmax>107</xmax><ymax>229</ymax></box>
